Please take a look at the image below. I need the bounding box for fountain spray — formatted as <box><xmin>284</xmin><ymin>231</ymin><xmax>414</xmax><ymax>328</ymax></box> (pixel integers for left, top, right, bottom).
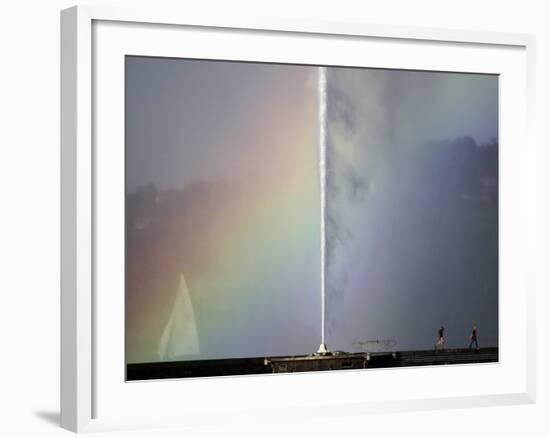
<box><xmin>317</xmin><ymin>66</ymin><xmax>329</xmax><ymax>355</ymax></box>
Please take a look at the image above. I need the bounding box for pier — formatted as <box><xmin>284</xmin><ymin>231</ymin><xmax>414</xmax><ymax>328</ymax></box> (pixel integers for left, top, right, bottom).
<box><xmin>127</xmin><ymin>347</ymin><xmax>498</xmax><ymax>380</ymax></box>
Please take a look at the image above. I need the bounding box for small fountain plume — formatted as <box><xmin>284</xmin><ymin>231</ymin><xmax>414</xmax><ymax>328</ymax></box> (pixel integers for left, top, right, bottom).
<box><xmin>317</xmin><ymin>66</ymin><xmax>329</xmax><ymax>355</ymax></box>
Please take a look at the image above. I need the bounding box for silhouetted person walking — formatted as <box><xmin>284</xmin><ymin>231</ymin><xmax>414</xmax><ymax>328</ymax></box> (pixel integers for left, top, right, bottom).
<box><xmin>469</xmin><ymin>325</ymin><xmax>479</xmax><ymax>350</ymax></box>
<box><xmin>435</xmin><ymin>326</ymin><xmax>445</xmax><ymax>350</ymax></box>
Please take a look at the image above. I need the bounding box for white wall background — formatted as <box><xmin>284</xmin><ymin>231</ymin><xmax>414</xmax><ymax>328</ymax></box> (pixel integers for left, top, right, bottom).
<box><xmin>0</xmin><ymin>0</ymin><xmax>547</xmax><ymax>436</ymax></box>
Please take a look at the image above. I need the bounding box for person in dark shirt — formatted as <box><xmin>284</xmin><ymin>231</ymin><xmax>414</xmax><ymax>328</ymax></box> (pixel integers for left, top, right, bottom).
<box><xmin>469</xmin><ymin>325</ymin><xmax>479</xmax><ymax>350</ymax></box>
<box><xmin>435</xmin><ymin>326</ymin><xmax>445</xmax><ymax>350</ymax></box>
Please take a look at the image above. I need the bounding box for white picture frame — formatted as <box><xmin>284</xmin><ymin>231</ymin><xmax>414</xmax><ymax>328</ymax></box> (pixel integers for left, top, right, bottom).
<box><xmin>60</xmin><ymin>4</ymin><xmax>536</xmax><ymax>433</ymax></box>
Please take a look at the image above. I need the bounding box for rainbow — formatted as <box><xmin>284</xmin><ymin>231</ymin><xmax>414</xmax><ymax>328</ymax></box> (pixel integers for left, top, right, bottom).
<box><xmin>126</xmin><ymin>66</ymin><xmax>322</xmax><ymax>363</ymax></box>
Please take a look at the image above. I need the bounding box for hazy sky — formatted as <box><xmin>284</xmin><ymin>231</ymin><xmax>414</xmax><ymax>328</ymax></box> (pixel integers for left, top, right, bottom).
<box><xmin>325</xmin><ymin>68</ymin><xmax>498</xmax><ymax>352</ymax></box>
<box><xmin>126</xmin><ymin>57</ymin><xmax>318</xmax><ymax>192</ymax></box>
<box><xmin>126</xmin><ymin>57</ymin><xmax>498</xmax><ymax>363</ymax></box>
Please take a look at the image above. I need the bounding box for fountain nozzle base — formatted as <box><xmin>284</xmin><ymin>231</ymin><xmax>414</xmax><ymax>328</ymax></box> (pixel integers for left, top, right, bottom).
<box><xmin>316</xmin><ymin>343</ymin><xmax>330</xmax><ymax>356</ymax></box>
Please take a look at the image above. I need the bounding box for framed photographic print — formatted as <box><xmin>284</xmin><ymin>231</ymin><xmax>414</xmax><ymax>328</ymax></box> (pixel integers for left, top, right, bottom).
<box><xmin>61</xmin><ymin>5</ymin><xmax>536</xmax><ymax>433</ymax></box>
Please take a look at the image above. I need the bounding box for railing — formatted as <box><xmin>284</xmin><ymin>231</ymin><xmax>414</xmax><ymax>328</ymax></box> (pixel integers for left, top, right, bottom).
<box><xmin>353</xmin><ymin>339</ymin><xmax>397</xmax><ymax>353</ymax></box>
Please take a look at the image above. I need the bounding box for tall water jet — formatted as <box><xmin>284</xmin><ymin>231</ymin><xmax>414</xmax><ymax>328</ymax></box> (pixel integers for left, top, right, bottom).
<box><xmin>317</xmin><ymin>66</ymin><xmax>329</xmax><ymax>355</ymax></box>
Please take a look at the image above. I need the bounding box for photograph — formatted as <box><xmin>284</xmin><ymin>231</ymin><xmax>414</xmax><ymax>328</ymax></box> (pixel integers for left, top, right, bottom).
<box><xmin>125</xmin><ymin>56</ymin><xmax>499</xmax><ymax>380</ymax></box>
